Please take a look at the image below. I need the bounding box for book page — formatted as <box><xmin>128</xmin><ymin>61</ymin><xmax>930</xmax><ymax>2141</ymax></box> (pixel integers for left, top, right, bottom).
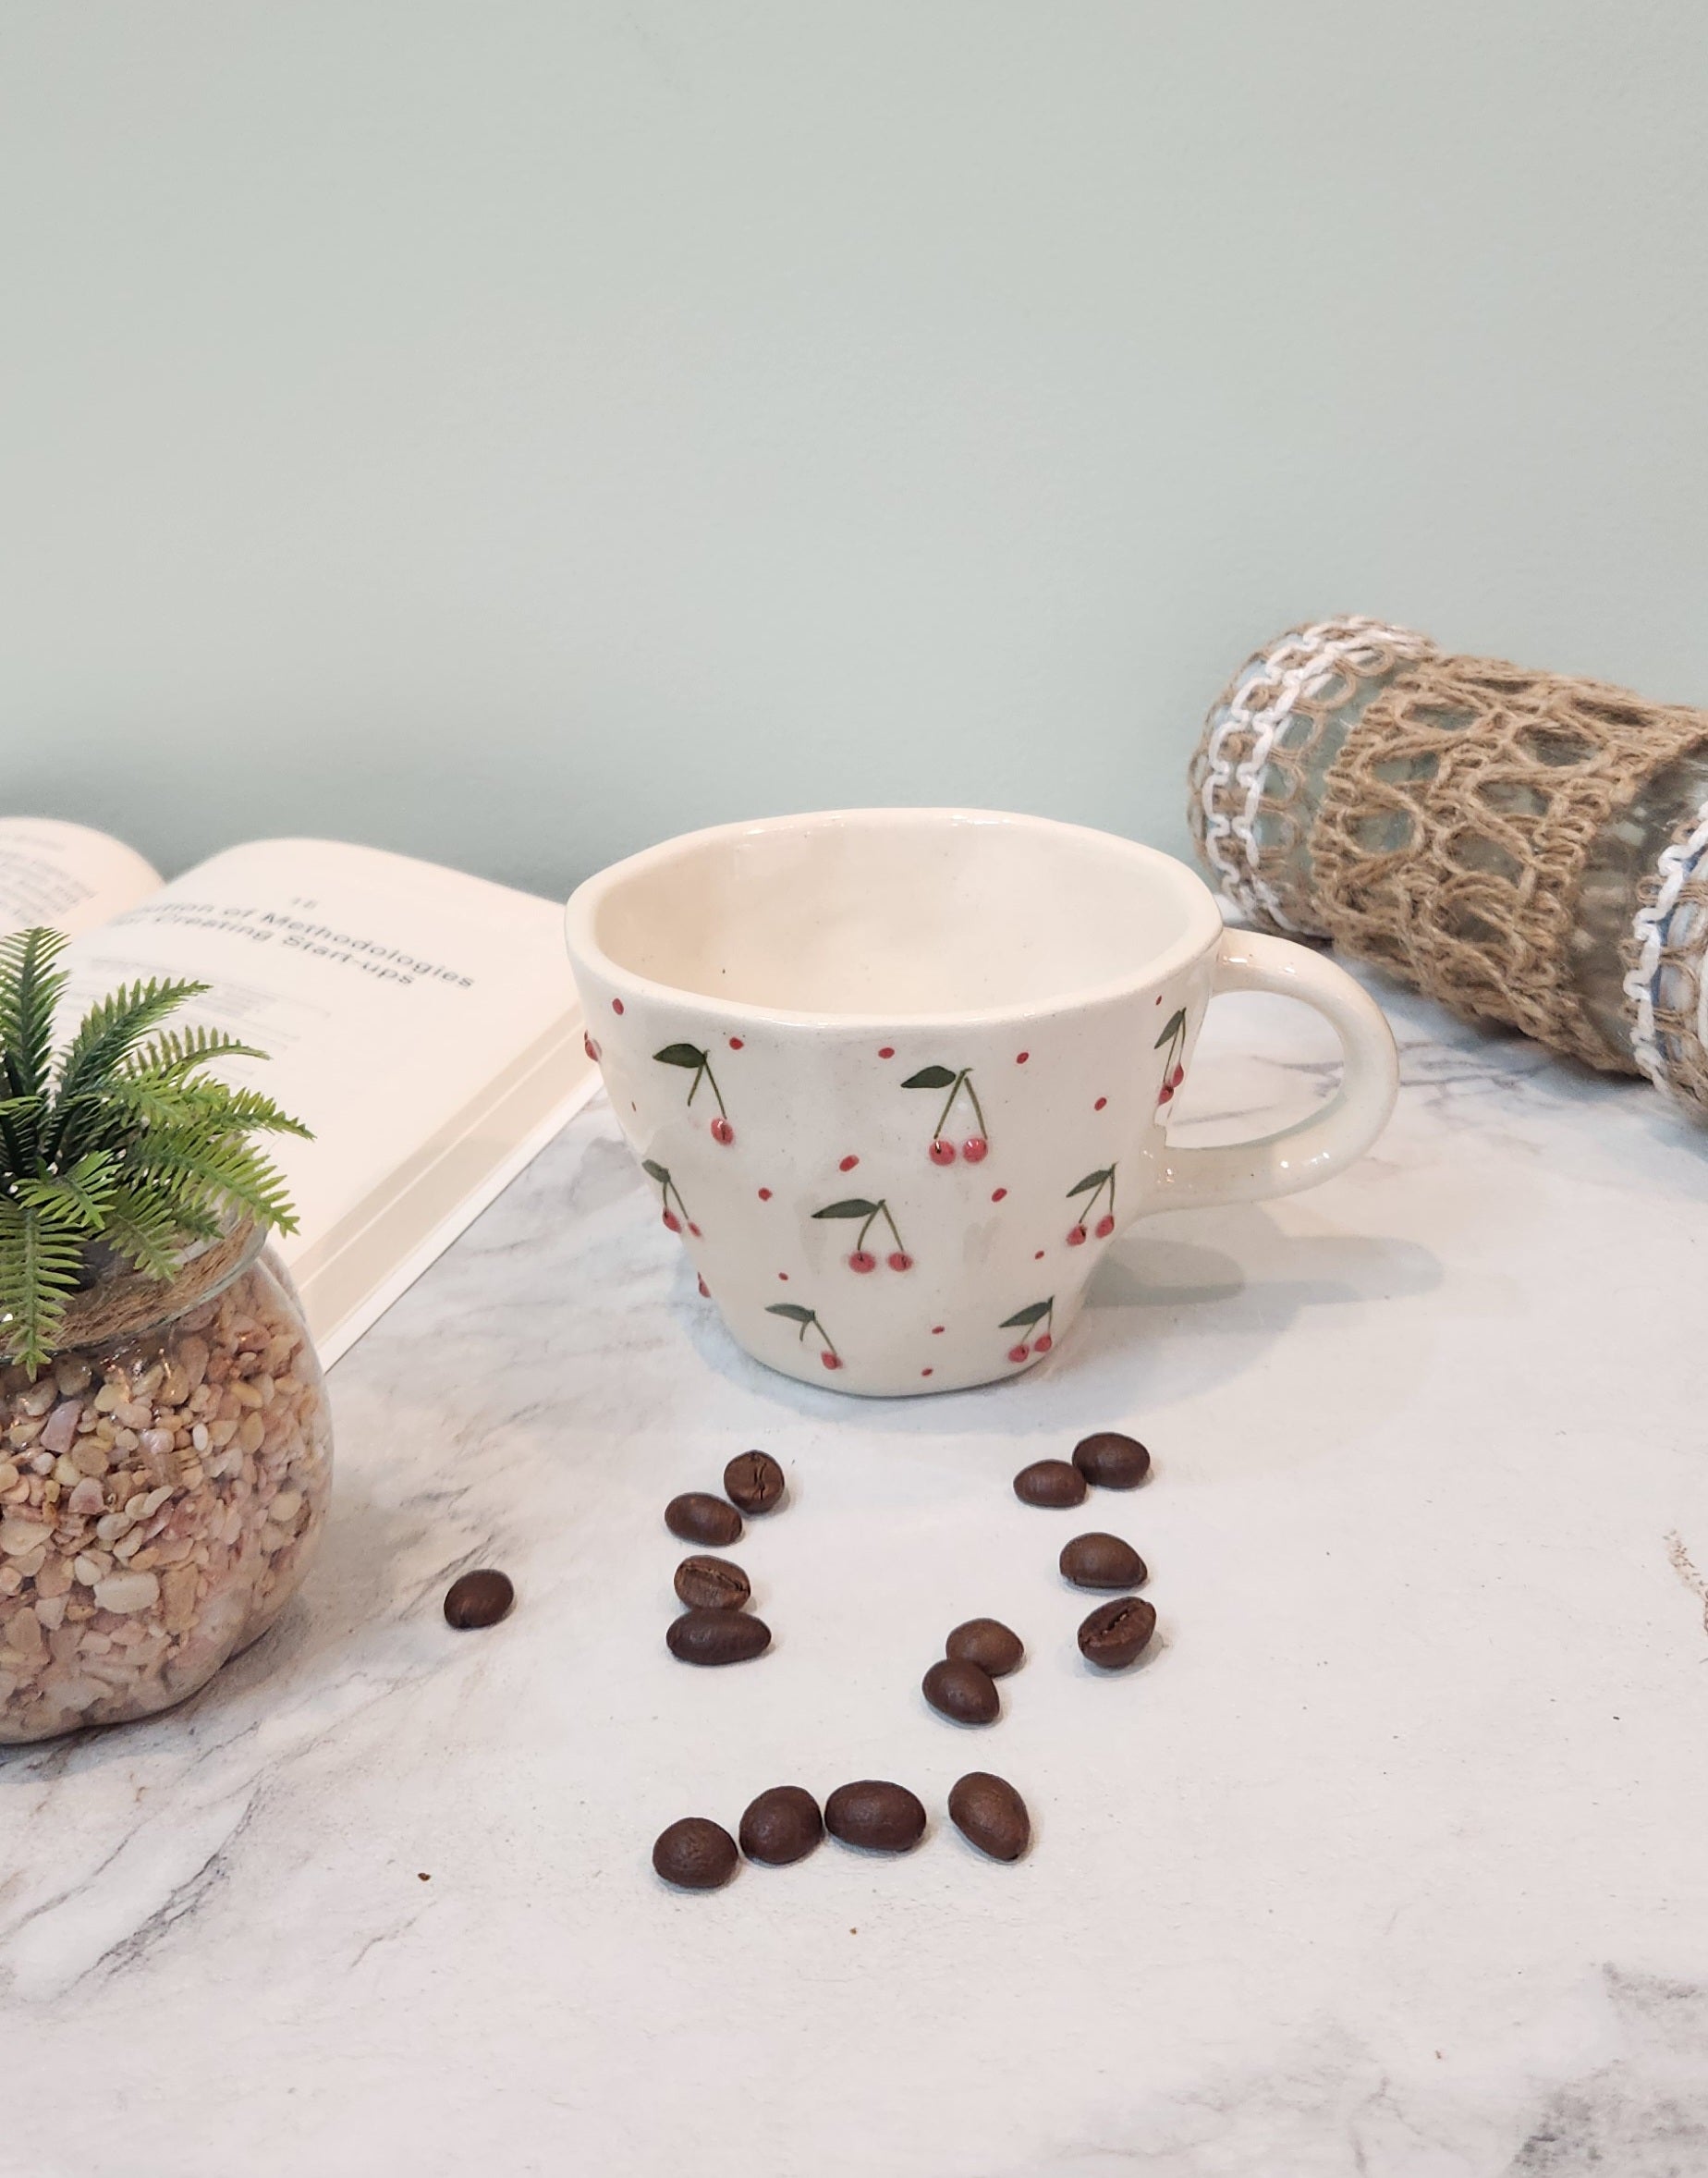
<box><xmin>57</xmin><ymin>838</ymin><xmax>587</xmax><ymax>1287</ymax></box>
<box><xmin>0</xmin><ymin>818</ymin><xmax>161</xmax><ymax>938</ymax></box>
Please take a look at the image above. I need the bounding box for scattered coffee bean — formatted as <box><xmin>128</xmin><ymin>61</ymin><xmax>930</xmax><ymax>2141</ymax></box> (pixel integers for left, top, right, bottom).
<box><xmin>922</xmin><ymin>1657</ymin><xmax>1001</xmax><ymax>1725</ymax></box>
<box><xmin>673</xmin><ymin>1555</ymin><xmax>751</xmax><ymax>1611</ymax></box>
<box><xmin>1077</xmin><ymin>1594</ymin><xmax>1157</xmax><ymax>1670</ymax></box>
<box><xmin>946</xmin><ymin>1617</ymin><xmax>1025</xmax><ymax>1678</ymax></box>
<box><xmin>442</xmin><ymin>1569</ymin><xmax>515</xmax><ymax>1629</ymax></box>
<box><xmin>652</xmin><ymin>1816</ymin><xmax>738</xmax><ymax>1890</ymax></box>
<box><xmin>724</xmin><ymin>1450</ymin><xmax>786</xmax><ymax>1515</ymax></box>
<box><xmin>1059</xmin><ymin>1533</ymin><xmax>1148</xmax><ymax>1591</ymax></box>
<box><xmin>738</xmin><ymin>1785</ymin><xmax>824</xmax><ymax>1866</ymax></box>
<box><xmin>824</xmin><ymin>1780</ymin><xmax>928</xmax><ymax>1854</ymax></box>
<box><xmin>665</xmin><ymin>1492</ymin><xmax>743</xmax><ymax>1546</ymax></box>
<box><xmin>1012</xmin><ymin>1458</ymin><xmax>1088</xmax><ymax>1508</ymax></box>
<box><xmin>666</xmin><ymin>1609</ymin><xmax>772</xmax><ymax>1665</ymax></box>
<box><xmin>948</xmin><ymin>1771</ymin><xmax>1031</xmax><ymax>1862</ymax></box>
<box><xmin>1071</xmin><ymin>1431</ymin><xmax>1151</xmax><ymax>1489</ymax></box>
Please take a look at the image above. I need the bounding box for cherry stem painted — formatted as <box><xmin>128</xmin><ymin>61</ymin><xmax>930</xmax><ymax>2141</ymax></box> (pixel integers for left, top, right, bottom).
<box><xmin>962</xmin><ymin>1073</ymin><xmax>987</xmax><ymax>1133</ymax></box>
<box><xmin>933</xmin><ymin>1068</ymin><xmax>983</xmax><ymax>1138</ymax></box>
<box><xmin>684</xmin><ymin>1059</ymin><xmax>727</xmax><ymax>1119</ymax></box>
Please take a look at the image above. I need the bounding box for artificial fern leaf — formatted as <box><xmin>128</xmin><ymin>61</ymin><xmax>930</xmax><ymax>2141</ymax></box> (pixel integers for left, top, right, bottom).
<box><xmin>120</xmin><ymin>1025</ymin><xmax>267</xmax><ymax>1081</ymax></box>
<box><xmin>46</xmin><ymin>976</ymin><xmax>211</xmax><ymax>1155</ymax></box>
<box><xmin>16</xmin><ymin>1153</ymin><xmax>117</xmax><ymax>1231</ymax></box>
<box><xmin>0</xmin><ymin>927</ymin><xmax>69</xmax><ymax>1104</ymax></box>
<box><xmin>102</xmin><ymin>1182</ymin><xmax>194</xmax><ymax>1280</ymax></box>
<box><xmin>0</xmin><ymin>1197</ymin><xmax>87</xmax><ymax>1371</ymax></box>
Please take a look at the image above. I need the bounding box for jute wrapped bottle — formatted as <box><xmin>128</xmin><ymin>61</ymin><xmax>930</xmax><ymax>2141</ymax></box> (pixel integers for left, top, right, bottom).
<box><xmin>1187</xmin><ymin>617</ymin><xmax>1708</xmax><ymax>1116</ymax></box>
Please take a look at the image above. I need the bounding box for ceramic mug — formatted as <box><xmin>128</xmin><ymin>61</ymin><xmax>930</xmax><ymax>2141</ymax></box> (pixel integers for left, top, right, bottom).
<box><xmin>565</xmin><ymin>809</ymin><xmax>1397</xmax><ymax>1396</ymax></box>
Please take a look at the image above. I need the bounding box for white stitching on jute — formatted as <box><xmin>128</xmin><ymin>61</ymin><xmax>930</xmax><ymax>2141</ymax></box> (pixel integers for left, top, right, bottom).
<box><xmin>1623</xmin><ymin>789</ymin><xmax>1708</xmax><ymax>1095</ymax></box>
<box><xmin>1195</xmin><ymin>618</ymin><xmax>1427</xmax><ymax>930</ymax></box>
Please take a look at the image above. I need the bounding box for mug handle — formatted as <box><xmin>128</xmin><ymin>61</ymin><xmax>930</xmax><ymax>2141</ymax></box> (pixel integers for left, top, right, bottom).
<box><xmin>1156</xmin><ymin>930</ymin><xmax>1399</xmax><ymax>1213</ymax></box>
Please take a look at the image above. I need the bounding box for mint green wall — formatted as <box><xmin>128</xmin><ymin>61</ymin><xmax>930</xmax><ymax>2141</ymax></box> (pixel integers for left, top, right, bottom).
<box><xmin>5</xmin><ymin>2</ymin><xmax>1707</xmax><ymax>899</ymax></box>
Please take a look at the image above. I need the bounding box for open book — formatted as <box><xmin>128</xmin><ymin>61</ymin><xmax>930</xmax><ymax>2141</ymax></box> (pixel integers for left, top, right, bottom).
<box><xmin>0</xmin><ymin>818</ymin><xmax>596</xmax><ymax>1364</ymax></box>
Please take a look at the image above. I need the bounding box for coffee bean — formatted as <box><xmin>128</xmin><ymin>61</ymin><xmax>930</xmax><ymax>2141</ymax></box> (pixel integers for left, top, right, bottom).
<box><xmin>673</xmin><ymin>1555</ymin><xmax>751</xmax><ymax>1611</ymax></box>
<box><xmin>1071</xmin><ymin>1431</ymin><xmax>1152</xmax><ymax>1489</ymax></box>
<box><xmin>948</xmin><ymin>1772</ymin><xmax>1031</xmax><ymax>1862</ymax></box>
<box><xmin>723</xmin><ymin>1450</ymin><xmax>786</xmax><ymax>1515</ymax></box>
<box><xmin>1059</xmin><ymin>1533</ymin><xmax>1147</xmax><ymax>1591</ymax></box>
<box><xmin>443</xmin><ymin>1569</ymin><xmax>514</xmax><ymax>1629</ymax></box>
<box><xmin>922</xmin><ymin>1657</ymin><xmax>1000</xmax><ymax>1725</ymax></box>
<box><xmin>1012</xmin><ymin>1458</ymin><xmax>1087</xmax><ymax>1508</ymax></box>
<box><xmin>665</xmin><ymin>1492</ymin><xmax>743</xmax><ymax>1546</ymax></box>
<box><xmin>666</xmin><ymin>1609</ymin><xmax>772</xmax><ymax>1665</ymax></box>
<box><xmin>738</xmin><ymin>1785</ymin><xmax>824</xmax><ymax>1866</ymax></box>
<box><xmin>946</xmin><ymin>1617</ymin><xmax>1024</xmax><ymax>1678</ymax></box>
<box><xmin>1077</xmin><ymin>1594</ymin><xmax>1157</xmax><ymax>1670</ymax></box>
<box><xmin>652</xmin><ymin>1816</ymin><xmax>738</xmax><ymax>1890</ymax></box>
<box><xmin>824</xmin><ymin>1780</ymin><xmax>927</xmax><ymax>1854</ymax></box>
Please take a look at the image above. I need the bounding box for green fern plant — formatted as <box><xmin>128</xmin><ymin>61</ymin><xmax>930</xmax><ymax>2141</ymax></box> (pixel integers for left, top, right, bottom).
<box><xmin>0</xmin><ymin>927</ymin><xmax>311</xmax><ymax>1371</ymax></box>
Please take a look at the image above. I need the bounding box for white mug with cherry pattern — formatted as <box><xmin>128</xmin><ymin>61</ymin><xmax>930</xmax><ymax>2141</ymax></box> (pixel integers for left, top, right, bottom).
<box><xmin>565</xmin><ymin>809</ymin><xmax>1397</xmax><ymax>1397</ymax></box>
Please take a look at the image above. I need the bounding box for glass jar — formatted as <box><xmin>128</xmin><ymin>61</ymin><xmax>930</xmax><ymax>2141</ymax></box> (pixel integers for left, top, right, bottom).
<box><xmin>0</xmin><ymin>1226</ymin><xmax>332</xmax><ymax>1743</ymax></box>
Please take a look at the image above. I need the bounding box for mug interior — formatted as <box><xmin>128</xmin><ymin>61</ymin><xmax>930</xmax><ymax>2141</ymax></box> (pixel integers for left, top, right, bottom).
<box><xmin>575</xmin><ymin>810</ymin><xmax>1219</xmax><ymax>1019</ymax></box>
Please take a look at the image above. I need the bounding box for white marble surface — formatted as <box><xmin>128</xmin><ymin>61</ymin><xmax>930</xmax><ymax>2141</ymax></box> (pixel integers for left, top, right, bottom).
<box><xmin>5</xmin><ymin>972</ymin><xmax>1708</xmax><ymax>2178</ymax></box>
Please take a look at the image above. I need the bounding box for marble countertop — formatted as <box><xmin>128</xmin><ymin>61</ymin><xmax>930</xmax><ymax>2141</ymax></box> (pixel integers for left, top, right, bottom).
<box><xmin>6</xmin><ymin>972</ymin><xmax>1708</xmax><ymax>2178</ymax></box>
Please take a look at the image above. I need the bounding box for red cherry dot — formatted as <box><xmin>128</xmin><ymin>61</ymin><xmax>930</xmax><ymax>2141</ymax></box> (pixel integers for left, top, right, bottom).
<box><xmin>1007</xmin><ymin>1343</ymin><xmax>1030</xmax><ymax>1364</ymax></box>
<box><xmin>758</xmin><ymin>1187</ymin><xmax>773</xmax><ymax>1201</ymax></box>
<box><xmin>689</xmin><ymin>1222</ymin><xmax>702</xmax><ymax>1238</ymax></box>
<box><xmin>1095</xmin><ymin>1214</ymin><xmax>1115</xmax><ymax>1239</ymax></box>
<box><xmin>878</xmin><ymin>1046</ymin><xmax>896</xmax><ymax>1058</ymax></box>
<box><xmin>838</xmin><ymin>1154</ymin><xmax>860</xmax><ymax>1172</ymax></box>
<box><xmin>991</xmin><ymin>1187</ymin><xmax>1007</xmax><ymax>1203</ymax></box>
<box><xmin>584</xmin><ymin>1034</ymin><xmax>601</xmax><ymax>1062</ymax></box>
<box><xmin>777</xmin><ymin>1271</ymin><xmax>788</xmax><ymax>1281</ymax></box>
<box><xmin>710</xmin><ymin>1116</ymin><xmax>735</xmax><ymax>1145</ymax></box>
<box><xmin>929</xmin><ymin>1139</ymin><xmax>957</xmax><ymax>1166</ymax></box>
<box><xmin>1034</xmin><ymin>1249</ymin><xmax>1045</xmax><ymax>1261</ymax></box>
<box><xmin>1170</xmin><ymin>1064</ymin><xmax>1186</xmax><ymax>1088</ymax></box>
<box><xmin>849</xmin><ymin>1251</ymin><xmax>878</xmax><ymax>1274</ymax></box>
<box><xmin>931</xmin><ymin>1325</ymin><xmax>946</xmax><ymax>1335</ymax></box>
<box><xmin>697</xmin><ymin>1276</ymin><xmax>710</xmax><ymax>1298</ymax></box>
<box><xmin>728</xmin><ymin>1035</ymin><xmax>744</xmax><ymax>1050</ymax></box>
<box><xmin>921</xmin><ymin>1367</ymin><xmax>933</xmax><ymax>1377</ymax></box>
<box><xmin>822</xmin><ymin>1352</ymin><xmax>842</xmax><ymax>1370</ymax></box>
<box><xmin>1157</xmin><ymin>1085</ymin><xmax>1175</xmax><ymax>1106</ymax></box>
<box><xmin>1015</xmin><ymin>1051</ymin><xmax>1030</xmax><ymax>1064</ymax></box>
<box><xmin>1094</xmin><ymin>1095</ymin><xmax>1107</xmax><ymax>1111</ymax></box>
<box><xmin>663</xmin><ymin>1210</ymin><xmax>680</xmax><ymax>1232</ymax></box>
<box><xmin>612</xmin><ymin>998</ymin><xmax>625</xmax><ymax>1015</ymax></box>
<box><xmin>962</xmin><ymin>1136</ymin><xmax>989</xmax><ymax>1164</ymax></box>
<box><xmin>1155</xmin><ymin>995</ymin><xmax>1164</xmax><ymax>1004</ymax></box>
<box><xmin>887</xmin><ymin>1252</ymin><xmax>912</xmax><ymax>1273</ymax></box>
<box><xmin>1033</xmin><ymin>1333</ymin><xmax>1053</xmax><ymax>1353</ymax></box>
<box><xmin>1068</xmin><ymin>1225</ymin><xmax>1087</xmax><ymax>1246</ymax></box>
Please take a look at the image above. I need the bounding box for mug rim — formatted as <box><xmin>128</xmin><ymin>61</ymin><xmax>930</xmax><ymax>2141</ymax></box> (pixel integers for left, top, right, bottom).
<box><xmin>564</xmin><ymin>806</ymin><xmax>1226</xmax><ymax>1030</ymax></box>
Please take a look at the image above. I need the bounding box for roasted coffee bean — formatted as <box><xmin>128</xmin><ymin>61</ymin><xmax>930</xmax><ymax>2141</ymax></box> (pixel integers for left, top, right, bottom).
<box><xmin>1071</xmin><ymin>1431</ymin><xmax>1152</xmax><ymax>1489</ymax></box>
<box><xmin>948</xmin><ymin>1771</ymin><xmax>1031</xmax><ymax>1862</ymax></box>
<box><xmin>1059</xmin><ymin>1533</ymin><xmax>1148</xmax><ymax>1591</ymax></box>
<box><xmin>824</xmin><ymin>1780</ymin><xmax>928</xmax><ymax>1854</ymax></box>
<box><xmin>665</xmin><ymin>1492</ymin><xmax>744</xmax><ymax>1546</ymax></box>
<box><xmin>946</xmin><ymin>1617</ymin><xmax>1025</xmax><ymax>1678</ymax></box>
<box><xmin>723</xmin><ymin>1450</ymin><xmax>786</xmax><ymax>1515</ymax></box>
<box><xmin>1077</xmin><ymin>1594</ymin><xmax>1157</xmax><ymax>1670</ymax></box>
<box><xmin>1012</xmin><ymin>1458</ymin><xmax>1088</xmax><ymax>1508</ymax></box>
<box><xmin>652</xmin><ymin>1816</ymin><xmax>738</xmax><ymax>1890</ymax></box>
<box><xmin>443</xmin><ymin>1569</ymin><xmax>515</xmax><ymax>1629</ymax></box>
<box><xmin>666</xmin><ymin>1609</ymin><xmax>772</xmax><ymax>1665</ymax></box>
<box><xmin>673</xmin><ymin>1555</ymin><xmax>751</xmax><ymax>1611</ymax></box>
<box><xmin>738</xmin><ymin>1785</ymin><xmax>824</xmax><ymax>1866</ymax></box>
<box><xmin>922</xmin><ymin>1657</ymin><xmax>1001</xmax><ymax>1725</ymax></box>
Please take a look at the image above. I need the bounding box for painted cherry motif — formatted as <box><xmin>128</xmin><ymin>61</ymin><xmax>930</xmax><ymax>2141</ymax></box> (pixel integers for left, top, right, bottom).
<box><xmin>904</xmin><ymin>1064</ymin><xmax>989</xmax><ymax>1165</ymax></box>
<box><xmin>641</xmin><ymin>1158</ymin><xmax>701</xmax><ymax>1238</ymax></box>
<box><xmin>1153</xmin><ymin>1007</ymin><xmax>1189</xmax><ymax>1109</ymax></box>
<box><xmin>1066</xmin><ymin>1164</ymin><xmax>1119</xmax><ymax>1243</ymax></box>
<box><xmin>999</xmin><ymin>1296</ymin><xmax>1055</xmax><ymax>1364</ymax></box>
<box><xmin>812</xmin><ymin>1195</ymin><xmax>913</xmax><ymax>1273</ymax></box>
<box><xmin>653</xmin><ymin>1041</ymin><xmax>736</xmax><ymax>1144</ymax></box>
<box><xmin>767</xmin><ymin>1302</ymin><xmax>842</xmax><ymax>1369</ymax></box>
<box><xmin>583</xmin><ymin>1033</ymin><xmax>602</xmax><ymax>1063</ymax></box>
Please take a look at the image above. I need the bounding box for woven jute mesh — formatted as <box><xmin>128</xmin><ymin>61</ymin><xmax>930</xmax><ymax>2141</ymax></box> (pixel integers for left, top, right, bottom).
<box><xmin>50</xmin><ymin>1220</ymin><xmax>262</xmax><ymax>1358</ymax></box>
<box><xmin>1190</xmin><ymin>618</ymin><xmax>1708</xmax><ymax>1090</ymax></box>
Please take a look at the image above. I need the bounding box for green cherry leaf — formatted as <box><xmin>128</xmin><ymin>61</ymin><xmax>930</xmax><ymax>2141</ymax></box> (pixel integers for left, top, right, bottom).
<box><xmin>1153</xmin><ymin>1009</ymin><xmax>1187</xmax><ymax>1047</ymax></box>
<box><xmin>901</xmin><ymin>1065</ymin><xmax>958</xmax><ymax>1090</ymax></box>
<box><xmin>1000</xmin><ymin>1300</ymin><xmax>1052</xmax><ymax>1329</ymax></box>
<box><xmin>1066</xmin><ymin>1169</ymin><xmax>1111</xmax><ymax>1196</ymax></box>
<box><xmin>653</xmin><ymin>1043</ymin><xmax>708</xmax><ymax>1068</ymax></box>
<box><xmin>641</xmin><ymin>1159</ymin><xmax>669</xmax><ymax>1182</ymax></box>
<box><xmin>766</xmin><ymin>1303</ymin><xmax>816</xmax><ymax>1325</ymax></box>
<box><xmin>811</xmin><ymin>1199</ymin><xmax>881</xmax><ymax>1219</ymax></box>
